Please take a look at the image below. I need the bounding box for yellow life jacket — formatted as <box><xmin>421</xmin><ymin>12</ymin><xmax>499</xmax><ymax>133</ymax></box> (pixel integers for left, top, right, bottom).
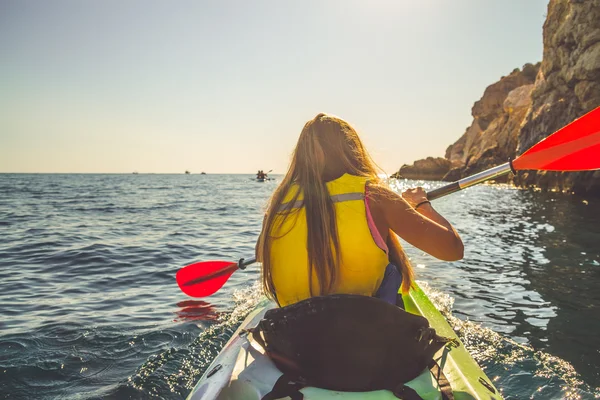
<box><xmin>269</xmin><ymin>173</ymin><xmax>389</xmax><ymax>306</ymax></box>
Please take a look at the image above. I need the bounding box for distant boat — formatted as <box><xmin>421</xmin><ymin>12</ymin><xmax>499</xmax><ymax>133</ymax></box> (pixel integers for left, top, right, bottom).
<box><xmin>132</xmin><ymin>171</ymin><xmax>139</xmax><ymax>174</ymax></box>
<box><xmin>200</xmin><ymin>172</ymin><xmax>206</xmax><ymax>175</ymax></box>
<box><xmin>185</xmin><ymin>170</ymin><xmax>190</xmax><ymax>174</ymax></box>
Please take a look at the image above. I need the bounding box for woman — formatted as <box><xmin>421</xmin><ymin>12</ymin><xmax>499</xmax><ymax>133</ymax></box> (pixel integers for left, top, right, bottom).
<box><xmin>256</xmin><ymin>113</ymin><xmax>463</xmax><ymax>307</ymax></box>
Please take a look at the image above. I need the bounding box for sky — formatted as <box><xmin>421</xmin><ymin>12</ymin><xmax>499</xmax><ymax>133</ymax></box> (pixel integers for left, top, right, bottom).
<box><xmin>0</xmin><ymin>0</ymin><xmax>548</xmax><ymax>174</ymax></box>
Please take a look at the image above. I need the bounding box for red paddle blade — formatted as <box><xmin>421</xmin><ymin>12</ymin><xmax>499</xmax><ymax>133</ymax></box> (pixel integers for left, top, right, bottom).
<box><xmin>513</xmin><ymin>106</ymin><xmax>600</xmax><ymax>171</ymax></box>
<box><xmin>176</xmin><ymin>261</ymin><xmax>238</xmax><ymax>297</ymax></box>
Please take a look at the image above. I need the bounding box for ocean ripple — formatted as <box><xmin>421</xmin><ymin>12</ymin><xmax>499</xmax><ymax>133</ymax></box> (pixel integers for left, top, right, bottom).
<box><xmin>1</xmin><ymin>174</ymin><xmax>599</xmax><ymax>399</ymax></box>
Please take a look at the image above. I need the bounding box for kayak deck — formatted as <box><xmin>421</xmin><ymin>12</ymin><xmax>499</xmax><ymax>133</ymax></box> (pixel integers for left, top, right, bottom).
<box><xmin>187</xmin><ymin>283</ymin><xmax>503</xmax><ymax>399</ymax></box>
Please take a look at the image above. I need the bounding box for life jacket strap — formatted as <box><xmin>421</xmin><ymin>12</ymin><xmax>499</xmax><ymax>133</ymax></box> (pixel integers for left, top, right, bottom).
<box><xmin>278</xmin><ymin>192</ymin><xmax>364</xmax><ymax>212</ymax></box>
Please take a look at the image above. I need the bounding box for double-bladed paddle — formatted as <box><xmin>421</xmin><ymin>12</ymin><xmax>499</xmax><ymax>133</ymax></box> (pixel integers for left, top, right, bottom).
<box><xmin>427</xmin><ymin>106</ymin><xmax>600</xmax><ymax>200</ymax></box>
<box><xmin>177</xmin><ymin>106</ymin><xmax>600</xmax><ymax>298</ymax></box>
<box><xmin>251</xmin><ymin>169</ymin><xmax>274</xmax><ymax>181</ymax></box>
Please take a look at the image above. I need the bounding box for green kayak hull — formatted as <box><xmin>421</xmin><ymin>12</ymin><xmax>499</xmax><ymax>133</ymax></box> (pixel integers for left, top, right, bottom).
<box><xmin>186</xmin><ymin>283</ymin><xmax>503</xmax><ymax>399</ymax></box>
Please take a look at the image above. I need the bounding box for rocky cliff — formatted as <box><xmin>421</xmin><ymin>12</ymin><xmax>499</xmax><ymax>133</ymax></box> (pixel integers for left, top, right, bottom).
<box><xmin>515</xmin><ymin>0</ymin><xmax>600</xmax><ymax>195</ymax></box>
<box><xmin>391</xmin><ymin>157</ymin><xmax>452</xmax><ymax>180</ymax></box>
<box><xmin>443</xmin><ymin>64</ymin><xmax>539</xmax><ymax>182</ymax></box>
<box><xmin>395</xmin><ymin>0</ymin><xmax>600</xmax><ymax>195</ymax></box>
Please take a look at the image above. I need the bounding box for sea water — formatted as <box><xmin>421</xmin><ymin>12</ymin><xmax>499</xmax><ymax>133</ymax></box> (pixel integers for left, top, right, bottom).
<box><xmin>1</xmin><ymin>173</ymin><xmax>599</xmax><ymax>399</ymax></box>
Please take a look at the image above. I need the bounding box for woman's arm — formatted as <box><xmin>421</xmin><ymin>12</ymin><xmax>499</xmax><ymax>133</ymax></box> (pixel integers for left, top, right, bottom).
<box><xmin>373</xmin><ymin>186</ymin><xmax>464</xmax><ymax>261</ymax></box>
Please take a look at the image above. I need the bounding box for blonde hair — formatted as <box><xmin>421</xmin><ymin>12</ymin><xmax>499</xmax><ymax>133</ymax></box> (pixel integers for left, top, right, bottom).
<box><xmin>258</xmin><ymin>113</ymin><xmax>414</xmax><ymax>301</ymax></box>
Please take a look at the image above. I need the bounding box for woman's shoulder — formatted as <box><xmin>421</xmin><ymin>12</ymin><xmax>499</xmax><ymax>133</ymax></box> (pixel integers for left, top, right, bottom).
<box><xmin>366</xmin><ymin>182</ymin><xmax>410</xmax><ymax>211</ymax></box>
<box><xmin>327</xmin><ymin>173</ymin><xmax>370</xmax><ymax>195</ymax></box>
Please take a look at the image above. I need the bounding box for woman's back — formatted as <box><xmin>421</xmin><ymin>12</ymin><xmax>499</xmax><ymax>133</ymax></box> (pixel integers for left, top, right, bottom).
<box><xmin>257</xmin><ymin>113</ymin><xmax>462</xmax><ymax>307</ymax></box>
<box><xmin>270</xmin><ymin>173</ymin><xmax>389</xmax><ymax>306</ymax></box>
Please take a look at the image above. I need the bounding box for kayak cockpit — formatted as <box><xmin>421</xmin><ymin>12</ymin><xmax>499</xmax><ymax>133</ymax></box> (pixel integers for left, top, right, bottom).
<box><xmin>187</xmin><ymin>285</ymin><xmax>503</xmax><ymax>400</ymax></box>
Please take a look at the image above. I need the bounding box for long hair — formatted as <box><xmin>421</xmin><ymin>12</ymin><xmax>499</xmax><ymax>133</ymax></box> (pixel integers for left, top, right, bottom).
<box><xmin>258</xmin><ymin>113</ymin><xmax>414</xmax><ymax>301</ymax></box>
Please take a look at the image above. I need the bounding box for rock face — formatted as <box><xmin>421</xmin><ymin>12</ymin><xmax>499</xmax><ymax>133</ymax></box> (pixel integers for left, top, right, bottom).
<box><xmin>515</xmin><ymin>0</ymin><xmax>600</xmax><ymax>195</ymax></box>
<box><xmin>398</xmin><ymin>64</ymin><xmax>539</xmax><ymax>182</ymax></box>
<box><xmin>443</xmin><ymin>65</ymin><xmax>538</xmax><ymax>182</ymax></box>
<box><xmin>395</xmin><ymin>0</ymin><xmax>600</xmax><ymax>195</ymax></box>
<box><xmin>391</xmin><ymin>157</ymin><xmax>451</xmax><ymax>180</ymax></box>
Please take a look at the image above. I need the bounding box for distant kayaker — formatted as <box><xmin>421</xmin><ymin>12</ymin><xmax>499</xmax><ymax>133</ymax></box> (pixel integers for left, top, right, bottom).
<box><xmin>257</xmin><ymin>170</ymin><xmax>265</xmax><ymax>180</ymax></box>
<box><xmin>256</xmin><ymin>113</ymin><xmax>464</xmax><ymax>307</ymax></box>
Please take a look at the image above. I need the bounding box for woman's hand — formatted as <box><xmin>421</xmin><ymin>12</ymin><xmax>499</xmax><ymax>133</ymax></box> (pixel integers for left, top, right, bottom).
<box><xmin>401</xmin><ymin>187</ymin><xmax>428</xmax><ymax>208</ymax></box>
<box><xmin>373</xmin><ymin>186</ymin><xmax>464</xmax><ymax>261</ymax></box>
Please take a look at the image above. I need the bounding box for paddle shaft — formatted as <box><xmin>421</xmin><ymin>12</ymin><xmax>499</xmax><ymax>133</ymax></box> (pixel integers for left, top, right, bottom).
<box><xmin>426</xmin><ymin>162</ymin><xmax>513</xmax><ymax>201</ymax></box>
